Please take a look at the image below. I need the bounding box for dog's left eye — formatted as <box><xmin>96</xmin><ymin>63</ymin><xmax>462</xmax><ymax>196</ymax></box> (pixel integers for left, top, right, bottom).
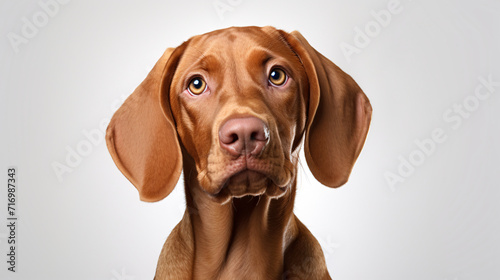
<box><xmin>268</xmin><ymin>68</ymin><xmax>287</xmax><ymax>86</ymax></box>
<box><xmin>188</xmin><ymin>77</ymin><xmax>207</xmax><ymax>95</ymax></box>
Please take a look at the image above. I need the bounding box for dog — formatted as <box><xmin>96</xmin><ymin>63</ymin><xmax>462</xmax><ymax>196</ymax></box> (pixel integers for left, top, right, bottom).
<box><xmin>106</xmin><ymin>26</ymin><xmax>371</xmax><ymax>280</ymax></box>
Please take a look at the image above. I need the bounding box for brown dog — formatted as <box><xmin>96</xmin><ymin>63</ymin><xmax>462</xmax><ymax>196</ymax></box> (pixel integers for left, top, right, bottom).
<box><xmin>106</xmin><ymin>26</ymin><xmax>371</xmax><ymax>280</ymax></box>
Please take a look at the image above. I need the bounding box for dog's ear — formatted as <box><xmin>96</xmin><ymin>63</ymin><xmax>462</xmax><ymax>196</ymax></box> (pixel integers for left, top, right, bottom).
<box><xmin>106</xmin><ymin>45</ymin><xmax>186</xmax><ymax>202</ymax></box>
<box><xmin>283</xmin><ymin>30</ymin><xmax>372</xmax><ymax>188</ymax></box>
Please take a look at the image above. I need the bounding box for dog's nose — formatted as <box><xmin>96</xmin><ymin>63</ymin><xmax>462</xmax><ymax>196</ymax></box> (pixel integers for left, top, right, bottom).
<box><xmin>219</xmin><ymin>117</ymin><xmax>269</xmax><ymax>156</ymax></box>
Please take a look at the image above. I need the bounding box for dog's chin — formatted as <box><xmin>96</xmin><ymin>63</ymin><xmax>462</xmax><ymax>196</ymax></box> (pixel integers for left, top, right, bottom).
<box><xmin>208</xmin><ymin>170</ymin><xmax>289</xmax><ymax>205</ymax></box>
<box><xmin>226</xmin><ymin>170</ymin><xmax>268</xmax><ymax>197</ymax></box>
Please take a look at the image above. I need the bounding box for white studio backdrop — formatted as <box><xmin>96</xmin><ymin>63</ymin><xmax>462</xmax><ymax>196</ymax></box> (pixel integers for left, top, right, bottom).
<box><xmin>0</xmin><ymin>0</ymin><xmax>499</xmax><ymax>279</ymax></box>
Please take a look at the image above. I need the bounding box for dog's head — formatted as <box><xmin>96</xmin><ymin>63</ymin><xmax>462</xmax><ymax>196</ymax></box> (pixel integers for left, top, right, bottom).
<box><xmin>106</xmin><ymin>26</ymin><xmax>371</xmax><ymax>203</ymax></box>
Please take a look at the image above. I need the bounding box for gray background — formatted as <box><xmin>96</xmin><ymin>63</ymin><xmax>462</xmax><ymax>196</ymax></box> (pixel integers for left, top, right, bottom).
<box><xmin>1</xmin><ymin>0</ymin><xmax>499</xmax><ymax>279</ymax></box>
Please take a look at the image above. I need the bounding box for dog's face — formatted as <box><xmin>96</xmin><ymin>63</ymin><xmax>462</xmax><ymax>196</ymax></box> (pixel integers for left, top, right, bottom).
<box><xmin>106</xmin><ymin>26</ymin><xmax>372</xmax><ymax>203</ymax></box>
<box><xmin>167</xmin><ymin>27</ymin><xmax>307</xmax><ymax>201</ymax></box>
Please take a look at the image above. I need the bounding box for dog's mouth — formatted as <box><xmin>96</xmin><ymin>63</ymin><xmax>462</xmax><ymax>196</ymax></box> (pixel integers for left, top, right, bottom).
<box><xmin>205</xmin><ymin>158</ymin><xmax>291</xmax><ymax>204</ymax></box>
<box><xmin>229</xmin><ymin>167</ymin><xmax>288</xmax><ymax>195</ymax></box>
<box><xmin>224</xmin><ymin>169</ymin><xmax>268</xmax><ymax>196</ymax></box>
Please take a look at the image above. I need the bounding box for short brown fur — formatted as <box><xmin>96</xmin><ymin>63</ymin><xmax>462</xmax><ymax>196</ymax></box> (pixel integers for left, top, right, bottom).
<box><xmin>106</xmin><ymin>26</ymin><xmax>372</xmax><ymax>279</ymax></box>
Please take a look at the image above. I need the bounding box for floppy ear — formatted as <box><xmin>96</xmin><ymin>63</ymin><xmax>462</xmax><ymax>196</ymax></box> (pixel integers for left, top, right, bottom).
<box><xmin>106</xmin><ymin>47</ymin><xmax>184</xmax><ymax>202</ymax></box>
<box><xmin>284</xmin><ymin>31</ymin><xmax>372</xmax><ymax>188</ymax></box>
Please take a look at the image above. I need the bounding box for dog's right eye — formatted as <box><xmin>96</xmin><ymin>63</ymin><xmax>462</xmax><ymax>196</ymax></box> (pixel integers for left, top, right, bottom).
<box><xmin>268</xmin><ymin>68</ymin><xmax>287</xmax><ymax>86</ymax></box>
<box><xmin>188</xmin><ymin>77</ymin><xmax>207</xmax><ymax>95</ymax></box>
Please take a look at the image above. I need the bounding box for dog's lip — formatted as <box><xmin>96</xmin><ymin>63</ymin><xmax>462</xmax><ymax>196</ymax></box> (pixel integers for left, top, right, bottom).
<box><xmin>209</xmin><ymin>168</ymin><xmax>288</xmax><ymax>202</ymax></box>
<box><xmin>217</xmin><ymin>167</ymin><xmax>264</xmax><ymax>192</ymax></box>
<box><xmin>212</xmin><ymin>162</ymin><xmax>275</xmax><ymax>196</ymax></box>
<box><xmin>226</xmin><ymin>168</ymin><xmax>265</xmax><ymax>184</ymax></box>
<box><xmin>203</xmin><ymin>158</ymin><xmax>291</xmax><ymax>203</ymax></box>
<box><xmin>204</xmin><ymin>154</ymin><xmax>292</xmax><ymax>199</ymax></box>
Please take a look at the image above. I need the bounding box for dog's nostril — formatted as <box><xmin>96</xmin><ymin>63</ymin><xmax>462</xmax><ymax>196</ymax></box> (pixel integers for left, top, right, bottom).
<box><xmin>250</xmin><ymin>128</ymin><xmax>268</xmax><ymax>142</ymax></box>
<box><xmin>230</xmin><ymin>133</ymin><xmax>239</xmax><ymax>144</ymax></box>
<box><xmin>250</xmin><ymin>132</ymin><xmax>257</xmax><ymax>141</ymax></box>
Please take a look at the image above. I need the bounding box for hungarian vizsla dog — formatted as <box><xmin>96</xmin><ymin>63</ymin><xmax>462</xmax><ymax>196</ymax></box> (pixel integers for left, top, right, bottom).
<box><xmin>106</xmin><ymin>26</ymin><xmax>371</xmax><ymax>279</ymax></box>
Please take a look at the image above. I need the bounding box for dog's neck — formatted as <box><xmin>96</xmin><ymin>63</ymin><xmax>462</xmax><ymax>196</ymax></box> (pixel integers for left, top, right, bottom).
<box><xmin>182</xmin><ymin>155</ymin><xmax>298</xmax><ymax>279</ymax></box>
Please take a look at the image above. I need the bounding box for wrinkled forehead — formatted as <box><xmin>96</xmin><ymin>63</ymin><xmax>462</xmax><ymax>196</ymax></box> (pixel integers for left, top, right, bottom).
<box><xmin>176</xmin><ymin>27</ymin><xmax>299</xmax><ymax>71</ymax></box>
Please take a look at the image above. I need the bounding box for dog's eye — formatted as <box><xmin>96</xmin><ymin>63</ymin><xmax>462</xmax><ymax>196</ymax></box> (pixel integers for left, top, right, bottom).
<box><xmin>268</xmin><ymin>68</ymin><xmax>287</xmax><ymax>86</ymax></box>
<box><xmin>188</xmin><ymin>77</ymin><xmax>207</xmax><ymax>95</ymax></box>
